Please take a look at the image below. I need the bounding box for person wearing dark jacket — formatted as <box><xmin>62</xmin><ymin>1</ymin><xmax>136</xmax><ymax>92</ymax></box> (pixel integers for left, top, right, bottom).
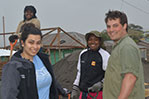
<box><xmin>71</xmin><ymin>31</ymin><xmax>110</xmax><ymax>99</ymax></box>
<box><xmin>1</xmin><ymin>23</ymin><xmax>58</xmax><ymax>99</ymax></box>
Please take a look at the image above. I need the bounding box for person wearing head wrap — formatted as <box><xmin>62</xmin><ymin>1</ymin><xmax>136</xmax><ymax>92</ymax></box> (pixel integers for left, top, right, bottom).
<box><xmin>16</xmin><ymin>5</ymin><xmax>40</xmax><ymax>36</ymax></box>
<box><xmin>71</xmin><ymin>31</ymin><xmax>110</xmax><ymax>99</ymax></box>
<box><xmin>9</xmin><ymin>5</ymin><xmax>40</xmax><ymax>43</ymax></box>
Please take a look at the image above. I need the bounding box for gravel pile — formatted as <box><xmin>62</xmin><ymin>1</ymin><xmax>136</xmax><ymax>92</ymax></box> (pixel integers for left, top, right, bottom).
<box><xmin>53</xmin><ymin>50</ymin><xmax>81</xmax><ymax>91</ymax></box>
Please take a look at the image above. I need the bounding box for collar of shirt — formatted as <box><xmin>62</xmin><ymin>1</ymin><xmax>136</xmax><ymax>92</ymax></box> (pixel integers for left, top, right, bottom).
<box><xmin>112</xmin><ymin>34</ymin><xmax>129</xmax><ymax>49</ymax></box>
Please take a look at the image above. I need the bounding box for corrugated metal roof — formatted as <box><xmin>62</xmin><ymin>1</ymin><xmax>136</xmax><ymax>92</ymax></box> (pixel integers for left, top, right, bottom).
<box><xmin>138</xmin><ymin>45</ymin><xmax>147</xmax><ymax>49</ymax></box>
<box><xmin>42</xmin><ymin>32</ymin><xmax>86</xmax><ymax>49</ymax></box>
<box><xmin>0</xmin><ymin>49</ymin><xmax>16</xmax><ymax>56</ymax></box>
<box><xmin>138</xmin><ymin>40</ymin><xmax>149</xmax><ymax>49</ymax></box>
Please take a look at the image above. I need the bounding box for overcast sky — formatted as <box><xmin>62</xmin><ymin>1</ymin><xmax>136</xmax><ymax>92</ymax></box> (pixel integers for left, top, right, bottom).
<box><xmin>0</xmin><ymin>0</ymin><xmax>149</xmax><ymax>47</ymax></box>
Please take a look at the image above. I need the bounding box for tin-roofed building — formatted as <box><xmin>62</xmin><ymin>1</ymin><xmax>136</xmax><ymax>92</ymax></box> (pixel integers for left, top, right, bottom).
<box><xmin>42</xmin><ymin>32</ymin><xmax>86</xmax><ymax>64</ymax></box>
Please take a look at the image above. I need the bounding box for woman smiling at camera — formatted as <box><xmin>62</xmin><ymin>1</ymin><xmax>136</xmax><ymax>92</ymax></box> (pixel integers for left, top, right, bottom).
<box><xmin>1</xmin><ymin>23</ymin><xmax>58</xmax><ymax>99</ymax></box>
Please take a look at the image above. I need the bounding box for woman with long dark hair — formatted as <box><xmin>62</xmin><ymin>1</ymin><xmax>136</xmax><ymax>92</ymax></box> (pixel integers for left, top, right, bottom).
<box><xmin>1</xmin><ymin>23</ymin><xmax>58</xmax><ymax>99</ymax></box>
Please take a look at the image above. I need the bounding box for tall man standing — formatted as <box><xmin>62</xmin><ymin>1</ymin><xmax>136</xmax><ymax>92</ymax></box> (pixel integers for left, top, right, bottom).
<box><xmin>103</xmin><ymin>10</ymin><xmax>145</xmax><ymax>99</ymax></box>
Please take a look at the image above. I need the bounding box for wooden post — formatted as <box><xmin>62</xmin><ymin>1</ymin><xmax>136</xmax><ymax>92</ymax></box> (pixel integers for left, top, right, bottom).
<box><xmin>2</xmin><ymin>16</ymin><xmax>6</xmax><ymax>48</ymax></box>
<box><xmin>57</xmin><ymin>28</ymin><xmax>61</xmax><ymax>60</ymax></box>
<box><xmin>48</xmin><ymin>48</ymin><xmax>51</xmax><ymax>63</ymax></box>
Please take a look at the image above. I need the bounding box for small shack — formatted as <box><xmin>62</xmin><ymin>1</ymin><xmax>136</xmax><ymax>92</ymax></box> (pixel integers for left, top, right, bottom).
<box><xmin>42</xmin><ymin>27</ymin><xmax>86</xmax><ymax>64</ymax></box>
<box><xmin>138</xmin><ymin>40</ymin><xmax>149</xmax><ymax>62</ymax></box>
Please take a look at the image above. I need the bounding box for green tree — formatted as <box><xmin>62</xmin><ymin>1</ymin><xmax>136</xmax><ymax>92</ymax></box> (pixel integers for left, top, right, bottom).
<box><xmin>128</xmin><ymin>24</ymin><xmax>143</xmax><ymax>31</ymax></box>
<box><xmin>101</xmin><ymin>29</ymin><xmax>110</xmax><ymax>41</ymax></box>
<box><xmin>145</xmin><ymin>34</ymin><xmax>149</xmax><ymax>38</ymax></box>
<box><xmin>128</xmin><ymin>29</ymin><xmax>143</xmax><ymax>43</ymax></box>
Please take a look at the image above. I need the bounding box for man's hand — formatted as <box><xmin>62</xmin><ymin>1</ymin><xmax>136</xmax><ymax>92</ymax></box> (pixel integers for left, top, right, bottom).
<box><xmin>71</xmin><ymin>85</ymin><xmax>80</xmax><ymax>99</ymax></box>
<box><xmin>9</xmin><ymin>35</ymin><xmax>18</xmax><ymax>43</ymax></box>
<box><xmin>88</xmin><ymin>81</ymin><xmax>103</xmax><ymax>92</ymax></box>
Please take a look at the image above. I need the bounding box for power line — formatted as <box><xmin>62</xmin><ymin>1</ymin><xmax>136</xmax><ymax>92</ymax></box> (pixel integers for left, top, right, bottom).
<box><xmin>120</xmin><ymin>0</ymin><xmax>124</xmax><ymax>11</ymax></box>
<box><xmin>122</xmin><ymin>0</ymin><xmax>149</xmax><ymax>14</ymax></box>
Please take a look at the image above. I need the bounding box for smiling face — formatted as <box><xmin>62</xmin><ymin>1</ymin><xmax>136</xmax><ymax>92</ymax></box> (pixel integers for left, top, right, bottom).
<box><xmin>25</xmin><ymin>10</ymin><xmax>34</xmax><ymax>20</ymax></box>
<box><xmin>106</xmin><ymin>18</ymin><xmax>127</xmax><ymax>43</ymax></box>
<box><xmin>87</xmin><ymin>34</ymin><xmax>100</xmax><ymax>51</ymax></box>
<box><xmin>21</xmin><ymin>34</ymin><xmax>41</xmax><ymax>60</ymax></box>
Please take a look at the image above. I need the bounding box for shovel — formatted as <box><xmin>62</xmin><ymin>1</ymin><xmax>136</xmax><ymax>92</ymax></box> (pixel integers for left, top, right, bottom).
<box><xmin>9</xmin><ymin>39</ymin><xmax>18</xmax><ymax>60</ymax></box>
